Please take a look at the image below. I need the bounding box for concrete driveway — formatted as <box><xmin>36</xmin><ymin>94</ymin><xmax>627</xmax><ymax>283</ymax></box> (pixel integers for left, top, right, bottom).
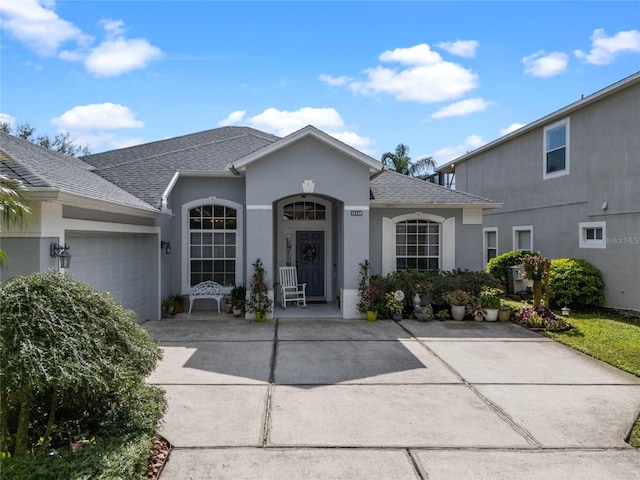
<box><xmin>144</xmin><ymin>316</ymin><xmax>640</xmax><ymax>479</ymax></box>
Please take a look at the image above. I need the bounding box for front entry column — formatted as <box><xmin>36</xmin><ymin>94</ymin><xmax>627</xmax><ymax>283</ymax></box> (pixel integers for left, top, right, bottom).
<box><xmin>245</xmin><ymin>205</ymin><xmax>274</xmax><ymax>319</ymax></box>
<box><xmin>342</xmin><ymin>205</ymin><xmax>369</xmax><ymax>319</ymax></box>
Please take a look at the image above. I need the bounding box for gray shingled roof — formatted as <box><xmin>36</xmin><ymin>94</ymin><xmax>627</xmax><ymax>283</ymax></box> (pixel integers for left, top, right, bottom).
<box><xmin>371</xmin><ymin>170</ymin><xmax>498</xmax><ymax>206</ymax></box>
<box><xmin>0</xmin><ymin>132</ymin><xmax>158</xmax><ymax>212</ymax></box>
<box><xmin>82</xmin><ymin>126</ymin><xmax>280</xmax><ymax>207</ymax></box>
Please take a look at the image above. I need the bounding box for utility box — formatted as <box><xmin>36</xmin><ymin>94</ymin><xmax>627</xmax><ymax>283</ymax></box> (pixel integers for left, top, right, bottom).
<box><xmin>508</xmin><ymin>265</ymin><xmax>525</xmax><ymax>294</ymax></box>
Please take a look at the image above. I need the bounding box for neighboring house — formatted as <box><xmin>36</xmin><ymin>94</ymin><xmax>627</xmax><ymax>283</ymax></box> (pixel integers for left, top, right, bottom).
<box><xmin>437</xmin><ymin>72</ymin><xmax>640</xmax><ymax>312</ymax></box>
<box><xmin>1</xmin><ymin>125</ymin><xmax>499</xmax><ymax>321</ymax></box>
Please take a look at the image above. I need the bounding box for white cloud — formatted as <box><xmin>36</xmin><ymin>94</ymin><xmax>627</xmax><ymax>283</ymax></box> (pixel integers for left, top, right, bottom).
<box><xmin>436</xmin><ymin>40</ymin><xmax>479</xmax><ymax>58</ymax></box>
<box><xmin>219</xmin><ymin>106</ymin><xmax>373</xmax><ymax>153</ymax></box>
<box><xmin>500</xmin><ymin>123</ymin><xmax>525</xmax><ymax>136</ymax></box>
<box><xmin>51</xmin><ymin>103</ymin><xmax>144</xmax><ymax>130</ymax></box>
<box><xmin>0</xmin><ymin>113</ymin><xmax>17</xmax><ymax>127</ymax></box>
<box><xmin>0</xmin><ymin>0</ymin><xmax>92</xmax><ymax>56</ymax></box>
<box><xmin>329</xmin><ymin>43</ymin><xmax>478</xmax><ymax>103</ymax></box>
<box><xmin>84</xmin><ymin>36</ymin><xmax>162</xmax><ymax>77</ymax></box>
<box><xmin>379</xmin><ymin>44</ymin><xmax>442</xmax><ymax>65</ymax></box>
<box><xmin>433</xmin><ymin>135</ymin><xmax>485</xmax><ymax>163</ymax></box>
<box><xmin>318</xmin><ymin>74</ymin><xmax>353</xmax><ymax>86</ymax></box>
<box><xmin>431</xmin><ymin>98</ymin><xmax>490</xmax><ymax>119</ymax></box>
<box><xmin>523</xmin><ymin>51</ymin><xmax>569</xmax><ymax>78</ymax></box>
<box><xmin>218</xmin><ymin>110</ymin><xmax>247</xmax><ymax>127</ymax></box>
<box><xmin>0</xmin><ymin>2</ymin><xmax>162</xmax><ymax>76</ymax></box>
<box><xmin>575</xmin><ymin>28</ymin><xmax>640</xmax><ymax>65</ymax></box>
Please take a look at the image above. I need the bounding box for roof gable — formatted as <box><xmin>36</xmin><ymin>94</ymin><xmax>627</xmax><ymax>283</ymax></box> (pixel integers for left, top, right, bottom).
<box><xmin>232</xmin><ymin>125</ymin><xmax>383</xmax><ymax>173</ymax></box>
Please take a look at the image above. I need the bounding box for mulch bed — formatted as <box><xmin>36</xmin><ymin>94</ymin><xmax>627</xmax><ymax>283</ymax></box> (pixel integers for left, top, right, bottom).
<box><xmin>145</xmin><ymin>435</ymin><xmax>171</xmax><ymax>480</ymax></box>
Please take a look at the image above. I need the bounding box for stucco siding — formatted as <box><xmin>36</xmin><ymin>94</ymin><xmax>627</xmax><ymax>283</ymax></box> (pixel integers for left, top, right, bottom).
<box><xmin>456</xmin><ymin>80</ymin><xmax>639</xmax><ymax>311</ymax></box>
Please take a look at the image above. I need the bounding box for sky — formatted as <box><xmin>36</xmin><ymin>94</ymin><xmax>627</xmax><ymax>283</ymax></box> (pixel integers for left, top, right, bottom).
<box><xmin>1</xmin><ymin>1</ymin><xmax>639</xmax><ymax>166</ymax></box>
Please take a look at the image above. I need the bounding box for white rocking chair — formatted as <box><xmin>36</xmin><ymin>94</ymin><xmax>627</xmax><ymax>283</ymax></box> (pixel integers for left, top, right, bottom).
<box><xmin>279</xmin><ymin>266</ymin><xmax>307</xmax><ymax>309</ymax></box>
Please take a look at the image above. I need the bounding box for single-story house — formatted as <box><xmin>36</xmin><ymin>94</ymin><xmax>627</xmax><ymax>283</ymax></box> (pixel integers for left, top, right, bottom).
<box><xmin>1</xmin><ymin>125</ymin><xmax>500</xmax><ymax>320</ymax></box>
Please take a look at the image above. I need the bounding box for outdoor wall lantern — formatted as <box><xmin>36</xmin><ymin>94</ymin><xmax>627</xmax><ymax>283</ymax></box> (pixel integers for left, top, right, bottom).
<box><xmin>161</xmin><ymin>241</ymin><xmax>172</xmax><ymax>255</ymax></box>
<box><xmin>50</xmin><ymin>243</ymin><xmax>72</xmax><ymax>269</ymax></box>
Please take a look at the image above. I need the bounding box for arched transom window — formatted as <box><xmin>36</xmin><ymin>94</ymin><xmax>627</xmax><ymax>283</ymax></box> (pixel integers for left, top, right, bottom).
<box><xmin>283</xmin><ymin>201</ymin><xmax>326</xmax><ymax>221</ymax></box>
<box><xmin>189</xmin><ymin>204</ymin><xmax>237</xmax><ymax>286</ymax></box>
<box><xmin>396</xmin><ymin>219</ymin><xmax>440</xmax><ymax>271</ymax></box>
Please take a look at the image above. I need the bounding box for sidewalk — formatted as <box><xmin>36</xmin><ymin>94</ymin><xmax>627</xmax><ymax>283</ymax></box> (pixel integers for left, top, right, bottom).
<box><xmin>144</xmin><ymin>317</ymin><xmax>640</xmax><ymax>479</ymax></box>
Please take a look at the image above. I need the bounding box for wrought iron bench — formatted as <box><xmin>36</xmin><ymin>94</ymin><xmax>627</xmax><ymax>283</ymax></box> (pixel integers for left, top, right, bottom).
<box><xmin>188</xmin><ymin>280</ymin><xmax>225</xmax><ymax>313</ymax></box>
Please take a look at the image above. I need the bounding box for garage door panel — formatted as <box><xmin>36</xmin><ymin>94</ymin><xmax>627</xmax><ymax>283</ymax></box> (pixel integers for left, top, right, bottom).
<box><xmin>67</xmin><ymin>233</ymin><xmax>150</xmax><ymax>321</ymax></box>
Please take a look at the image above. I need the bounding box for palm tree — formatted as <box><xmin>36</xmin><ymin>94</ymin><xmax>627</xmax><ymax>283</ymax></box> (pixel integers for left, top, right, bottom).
<box><xmin>0</xmin><ymin>173</ymin><xmax>30</xmax><ymax>267</ymax></box>
<box><xmin>380</xmin><ymin>144</ymin><xmax>436</xmax><ymax>177</ymax></box>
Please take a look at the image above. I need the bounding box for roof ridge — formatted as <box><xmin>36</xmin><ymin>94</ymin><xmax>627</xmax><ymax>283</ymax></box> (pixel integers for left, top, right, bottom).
<box><xmin>90</xmin><ymin>131</ymin><xmax>275</xmax><ymax>171</ymax></box>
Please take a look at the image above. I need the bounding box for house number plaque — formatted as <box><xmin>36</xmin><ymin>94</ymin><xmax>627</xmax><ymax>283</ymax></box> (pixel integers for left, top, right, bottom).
<box><xmin>350</xmin><ymin>210</ymin><xmax>363</xmax><ymax>216</ymax></box>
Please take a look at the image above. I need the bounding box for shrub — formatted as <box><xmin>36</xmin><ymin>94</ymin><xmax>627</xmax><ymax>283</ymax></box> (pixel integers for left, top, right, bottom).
<box><xmin>0</xmin><ymin>271</ymin><xmax>165</xmax><ymax>463</ymax></box>
<box><xmin>486</xmin><ymin>250</ymin><xmax>538</xmax><ymax>286</ymax></box>
<box><xmin>443</xmin><ymin>289</ymin><xmax>474</xmax><ymax>306</ymax></box>
<box><xmin>549</xmin><ymin>258</ymin><xmax>605</xmax><ymax>307</ymax></box>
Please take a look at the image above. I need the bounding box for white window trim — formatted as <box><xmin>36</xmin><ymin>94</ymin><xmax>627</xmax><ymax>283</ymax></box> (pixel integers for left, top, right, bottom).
<box><xmin>483</xmin><ymin>227</ymin><xmax>498</xmax><ymax>267</ymax></box>
<box><xmin>512</xmin><ymin>225</ymin><xmax>533</xmax><ymax>251</ymax></box>
<box><xmin>579</xmin><ymin>221</ymin><xmax>606</xmax><ymax>249</ymax></box>
<box><xmin>181</xmin><ymin>198</ymin><xmax>244</xmax><ymax>293</ymax></box>
<box><xmin>382</xmin><ymin>213</ymin><xmax>455</xmax><ymax>275</ymax></box>
<box><xmin>543</xmin><ymin>118</ymin><xmax>570</xmax><ymax>180</ymax></box>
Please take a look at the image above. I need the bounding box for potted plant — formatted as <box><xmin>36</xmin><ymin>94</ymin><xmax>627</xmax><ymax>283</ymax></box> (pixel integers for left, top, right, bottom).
<box><xmin>498</xmin><ymin>304</ymin><xmax>512</xmax><ymax>322</ymax></box>
<box><xmin>385</xmin><ymin>290</ymin><xmax>405</xmax><ymax>320</ymax></box>
<box><xmin>480</xmin><ymin>287</ymin><xmax>502</xmax><ymax>321</ymax></box>
<box><xmin>230</xmin><ymin>284</ymin><xmax>246</xmax><ymax>317</ymax></box>
<box><xmin>357</xmin><ymin>260</ymin><xmax>381</xmax><ymax>321</ymax></box>
<box><xmin>467</xmin><ymin>299</ymin><xmax>486</xmax><ymax>322</ymax></box>
<box><xmin>246</xmin><ymin>259</ymin><xmax>273</xmax><ymax>322</ymax></box>
<box><xmin>443</xmin><ymin>289</ymin><xmax>473</xmax><ymax>321</ymax></box>
<box><xmin>172</xmin><ymin>294</ymin><xmax>185</xmax><ymax>314</ymax></box>
<box><xmin>162</xmin><ymin>297</ymin><xmax>179</xmax><ymax>317</ymax></box>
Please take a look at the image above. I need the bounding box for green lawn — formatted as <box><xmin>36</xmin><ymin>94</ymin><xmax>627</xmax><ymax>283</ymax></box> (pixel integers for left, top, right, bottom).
<box><xmin>504</xmin><ymin>300</ymin><xmax>640</xmax><ymax>448</ymax></box>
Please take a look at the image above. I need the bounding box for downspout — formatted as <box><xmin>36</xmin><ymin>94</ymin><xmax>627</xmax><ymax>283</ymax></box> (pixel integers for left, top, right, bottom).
<box><xmin>158</xmin><ymin>171</ymin><xmax>181</xmax><ymax>212</ymax></box>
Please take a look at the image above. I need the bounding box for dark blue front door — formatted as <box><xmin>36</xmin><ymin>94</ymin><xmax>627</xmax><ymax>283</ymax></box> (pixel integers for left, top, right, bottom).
<box><xmin>297</xmin><ymin>231</ymin><xmax>324</xmax><ymax>297</ymax></box>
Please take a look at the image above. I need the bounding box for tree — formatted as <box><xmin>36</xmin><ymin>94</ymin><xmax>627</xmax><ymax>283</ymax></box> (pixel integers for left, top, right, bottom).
<box><xmin>380</xmin><ymin>143</ymin><xmax>436</xmax><ymax>177</ymax></box>
<box><xmin>0</xmin><ymin>122</ymin><xmax>91</xmax><ymax>157</ymax></box>
<box><xmin>0</xmin><ymin>174</ymin><xmax>30</xmax><ymax>267</ymax></box>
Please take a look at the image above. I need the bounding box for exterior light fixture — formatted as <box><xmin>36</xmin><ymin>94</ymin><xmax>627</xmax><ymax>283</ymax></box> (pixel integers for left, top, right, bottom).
<box><xmin>161</xmin><ymin>241</ymin><xmax>172</xmax><ymax>255</ymax></box>
<box><xmin>50</xmin><ymin>243</ymin><xmax>72</xmax><ymax>269</ymax></box>
<box><xmin>302</xmin><ymin>180</ymin><xmax>315</xmax><ymax>193</ymax></box>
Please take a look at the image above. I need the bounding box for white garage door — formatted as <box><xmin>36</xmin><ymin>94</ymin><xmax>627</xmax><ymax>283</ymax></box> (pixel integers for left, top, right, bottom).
<box><xmin>66</xmin><ymin>233</ymin><xmax>150</xmax><ymax>321</ymax></box>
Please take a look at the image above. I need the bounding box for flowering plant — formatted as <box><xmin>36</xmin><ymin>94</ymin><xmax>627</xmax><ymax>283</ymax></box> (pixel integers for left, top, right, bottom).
<box><xmin>521</xmin><ymin>254</ymin><xmax>550</xmax><ymax>281</ymax></box>
<box><xmin>516</xmin><ymin>304</ymin><xmax>570</xmax><ymax>331</ymax></box>
<box><xmin>385</xmin><ymin>290</ymin><xmax>405</xmax><ymax>315</ymax></box>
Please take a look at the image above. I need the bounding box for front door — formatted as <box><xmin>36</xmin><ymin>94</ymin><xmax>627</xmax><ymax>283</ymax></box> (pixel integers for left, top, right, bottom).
<box><xmin>296</xmin><ymin>231</ymin><xmax>324</xmax><ymax>297</ymax></box>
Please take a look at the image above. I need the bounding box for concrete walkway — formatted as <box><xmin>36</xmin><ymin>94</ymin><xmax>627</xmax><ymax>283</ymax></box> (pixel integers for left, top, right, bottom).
<box><xmin>144</xmin><ymin>316</ymin><xmax>640</xmax><ymax>479</ymax></box>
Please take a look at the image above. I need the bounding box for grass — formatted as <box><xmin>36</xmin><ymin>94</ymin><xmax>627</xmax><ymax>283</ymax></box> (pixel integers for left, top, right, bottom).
<box><xmin>504</xmin><ymin>299</ymin><xmax>640</xmax><ymax>448</ymax></box>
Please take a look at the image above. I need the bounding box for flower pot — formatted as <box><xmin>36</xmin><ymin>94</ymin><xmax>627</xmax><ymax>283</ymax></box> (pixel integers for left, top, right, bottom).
<box><xmin>233</xmin><ymin>308</ymin><xmax>242</xmax><ymax>317</ymax></box>
<box><xmin>392</xmin><ymin>313</ymin><xmax>402</xmax><ymax>321</ymax></box>
<box><xmin>255</xmin><ymin>312</ymin><xmax>267</xmax><ymax>322</ymax></box>
<box><xmin>498</xmin><ymin>310</ymin><xmax>511</xmax><ymax>322</ymax></box>
<box><xmin>451</xmin><ymin>305</ymin><xmax>466</xmax><ymax>321</ymax></box>
<box><xmin>366</xmin><ymin>311</ymin><xmax>378</xmax><ymax>322</ymax></box>
<box><xmin>484</xmin><ymin>308</ymin><xmax>499</xmax><ymax>322</ymax></box>
<box><xmin>474</xmin><ymin>313</ymin><xmax>484</xmax><ymax>322</ymax></box>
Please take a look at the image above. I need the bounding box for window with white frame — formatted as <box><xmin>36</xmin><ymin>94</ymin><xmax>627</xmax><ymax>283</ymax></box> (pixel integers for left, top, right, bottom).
<box><xmin>513</xmin><ymin>226</ymin><xmax>533</xmax><ymax>251</ymax></box>
<box><xmin>579</xmin><ymin>221</ymin><xmax>606</xmax><ymax>249</ymax></box>
<box><xmin>543</xmin><ymin>118</ymin><xmax>570</xmax><ymax>178</ymax></box>
<box><xmin>395</xmin><ymin>219</ymin><xmax>440</xmax><ymax>272</ymax></box>
<box><xmin>189</xmin><ymin>204</ymin><xmax>237</xmax><ymax>286</ymax></box>
<box><xmin>484</xmin><ymin>228</ymin><xmax>498</xmax><ymax>265</ymax></box>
